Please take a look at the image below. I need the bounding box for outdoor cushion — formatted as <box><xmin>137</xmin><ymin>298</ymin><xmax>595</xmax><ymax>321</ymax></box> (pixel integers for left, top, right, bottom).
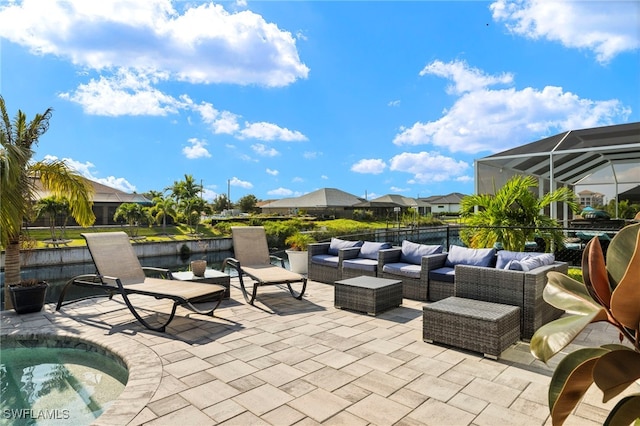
<box><xmin>328</xmin><ymin>238</ymin><xmax>363</xmax><ymax>255</ymax></box>
<box><xmin>429</xmin><ymin>267</ymin><xmax>455</xmax><ymax>283</ymax></box>
<box><xmin>359</xmin><ymin>241</ymin><xmax>392</xmax><ymax>260</ymax></box>
<box><xmin>506</xmin><ymin>253</ymin><xmax>555</xmax><ymax>272</ymax></box>
<box><xmin>400</xmin><ymin>241</ymin><xmax>443</xmax><ymax>264</ymax></box>
<box><xmin>382</xmin><ymin>262</ymin><xmax>421</xmax><ymax>279</ymax></box>
<box><xmin>342</xmin><ymin>258</ymin><xmax>378</xmax><ymax>272</ymax></box>
<box><xmin>445</xmin><ymin>246</ymin><xmax>496</xmax><ymax>267</ymax></box>
<box><xmin>496</xmin><ymin>250</ymin><xmax>543</xmax><ymax>269</ymax></box>
<box><xmin>310</xmin><ymin>254</ymin><xmax>340</xmax><ymax>267</ymax></box>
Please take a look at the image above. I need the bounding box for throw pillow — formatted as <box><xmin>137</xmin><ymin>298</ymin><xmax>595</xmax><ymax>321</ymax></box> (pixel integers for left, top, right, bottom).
<box><xmin>506</xmin><ymin>253</ymin><xmax>555</xmax><ymax>272</ymax></box>
<box><xmin>400</xmin><ymin>240</ymin><xmax>443</xmax><ymax>264</ymax></box>
<box><xmin>327</xmin><ymin>238</ymin><xmax>363</xmax><ymax>255</ymax></box>
<box><xmin>496</xmin><ymin>250</ymin><xmax>543</xmax><ymax>269</ymax></box>
<box><xmin>445</xmin><ymin>245</ymin><xmax>496</xmax><ymax>267</ymax></box>
<box><xmin>359</xmin><ymin>241</ymin><xmax>392</xmax><ymax>260</ymax></box>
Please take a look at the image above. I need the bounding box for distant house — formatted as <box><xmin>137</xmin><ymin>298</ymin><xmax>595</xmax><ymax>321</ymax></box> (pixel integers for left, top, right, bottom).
<box><xmin>577</xmin><ymin>190</ymin><xmax>605</xmax><ymax>208</ymax></box>
<box><xmin>418</xmin><ymin>193</ymin><xmax>466</xmax><ymax>215</ymax></box>
<box><xmin>353</xmin><ymin>194</ymin><xmax>419</xmax><ymax>218</ymax></box>
<box><xmin>33</xmin><ymin>178</ymin><xmax>152</xmax><ymax>226</ymax></box>
<box><xmin>260</xmin><ymin>188</ymin><xmax>365</xmax><ymax>218</ymax></box>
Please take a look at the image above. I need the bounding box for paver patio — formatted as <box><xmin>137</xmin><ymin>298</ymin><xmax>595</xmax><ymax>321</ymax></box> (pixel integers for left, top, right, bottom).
<box><xmin>1</xmin><ymin>277</ymin><xmax>638</xmax><ymax>425</ymax></box>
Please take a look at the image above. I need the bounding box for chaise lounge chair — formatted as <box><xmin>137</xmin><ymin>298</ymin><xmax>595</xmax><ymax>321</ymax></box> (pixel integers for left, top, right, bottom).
<box><xmin>223</xmin><ymin>226</ymin><xmax>307</xmax><ymax>305</ymax></box>
<box><xmin>56</xmin><ymin>232</ymin><xmax>226</xmax><ymax>332</ymax></box>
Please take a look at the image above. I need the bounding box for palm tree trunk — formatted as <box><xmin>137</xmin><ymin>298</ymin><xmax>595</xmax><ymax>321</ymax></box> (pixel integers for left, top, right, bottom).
<box><xmin>4</xmin><ymin>240</ymin><xmax>21</xmax><ymax>309</ymax></box>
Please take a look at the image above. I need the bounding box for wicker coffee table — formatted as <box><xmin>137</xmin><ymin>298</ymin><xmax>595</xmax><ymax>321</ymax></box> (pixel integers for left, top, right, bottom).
<box><xmin>172</xmin><ymin>269</ymin><xmax>231</xmax><ymax>299</ymax></box>
<box><xmin>423</xmin><ymin>296</ymin><xmax>520</xmax><ymax>359</ymax></box>
<box><xmin>334</xmin><ymin>276</ymin><xmax>402</xmax><ymax>316</ymax></box>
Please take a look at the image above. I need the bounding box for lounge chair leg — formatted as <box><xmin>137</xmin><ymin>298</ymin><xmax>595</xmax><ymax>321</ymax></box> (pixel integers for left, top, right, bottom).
<box><xmin>185</xmin><ymin>287</ymin><xmax>225</xmax><ymax>316</ymax></box>
<box><xmin>287</xmin><ymin>278</ymin><xmax>307</xmax><ymax>300</ymax></box>
<box><xmin>120</xmin><ymin>291</ymin><xmax>177</xmax><ymax>332</ymax></box>
<box><xmin>238</xmin><ymin>274</ymin><xmax>258</xmax><ymax>305</ymax></box>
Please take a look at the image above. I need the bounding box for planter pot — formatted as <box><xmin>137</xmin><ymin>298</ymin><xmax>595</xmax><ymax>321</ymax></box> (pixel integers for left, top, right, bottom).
<box><xmin>9</xmin><ymin>281</ymin><xmax>48</xmax><ymax>314</ymax></box>
<box><xmin>190</xmin><ymin>260</ymin><xmax>207</xmax><ymax>277</ymax></box>
<box><xmin>286</xmin><ymin>250</ymin><xmax>308</xmax><ymax>274</ymax></box>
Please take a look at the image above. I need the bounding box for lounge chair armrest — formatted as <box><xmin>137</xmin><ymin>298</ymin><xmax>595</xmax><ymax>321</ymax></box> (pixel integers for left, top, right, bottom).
<box><xmin>270</xmin><ymin>254</ymin><xmax>286</xmax><ymax>268</ymax></box>
<box><xmin>142</xmin><ymin>266</ymin><xmax>174</xmax><ymax>279</ymax></box>
<box><xmin>378</xmin><ymin>248</ymin><xmax>402</xmax><ymax>270</ymax></box>
<box><xmin>422</xmin><ymin>253</ymin><xmax>448</xmax><ymax>271</ymax></box>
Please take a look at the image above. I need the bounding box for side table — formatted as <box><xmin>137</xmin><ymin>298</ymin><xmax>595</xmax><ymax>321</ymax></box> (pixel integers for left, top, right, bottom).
<box><xmin>172</xmin><ymin>269</ymin><xmax>231</xmax><ymax>299</ymax></box>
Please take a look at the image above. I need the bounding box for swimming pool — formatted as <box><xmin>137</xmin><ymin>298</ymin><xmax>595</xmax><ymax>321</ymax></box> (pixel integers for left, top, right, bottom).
<box><xmin>1</xmin><ymin>338</ymin><xmax>128</xmax><ymax>425</ymax></box>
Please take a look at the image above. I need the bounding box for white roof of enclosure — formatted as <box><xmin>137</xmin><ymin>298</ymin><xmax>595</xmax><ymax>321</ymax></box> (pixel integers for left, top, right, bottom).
<box><xmin>475</xmin><ymin>122</ymin><xmax>640</xmax><ymax>220</ymax></box>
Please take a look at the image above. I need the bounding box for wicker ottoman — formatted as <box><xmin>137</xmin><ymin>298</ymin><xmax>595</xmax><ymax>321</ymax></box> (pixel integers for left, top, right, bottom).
<box><xmin>335</xmin><ymin>276</ymin><xmax>402</xmax><ymax>316</ymax></box>
<box><xmin>423</xmin><ymin>297</ymin><xmax>520</xmax><ymax>359</ymax></box>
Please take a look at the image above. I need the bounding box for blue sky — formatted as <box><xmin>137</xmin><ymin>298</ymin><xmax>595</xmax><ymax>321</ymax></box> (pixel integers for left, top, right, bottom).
<box><xmin>1</xmin><ymin>0</ymin><xmax>638</xmax><ymax>203</ymax></box>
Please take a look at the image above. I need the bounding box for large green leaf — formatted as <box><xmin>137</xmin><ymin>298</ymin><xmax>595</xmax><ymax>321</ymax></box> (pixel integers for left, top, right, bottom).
<box><xmin>594</xmin><ymin>349</ymin><xmax>640</xmax><ymax>402</ymax></box>
<box><xmin>549</xmin><ymin>347</ymin><xmax>610</xmax><ymax>425</ymax></box>
<box><xmin>582</xmin><ymin>237</ymin><xmax>611</xmax><ymax>308</ymax></box>
<box><xmin>604</xmin><ymin>395</ymin><xmax>640</xmax><ymax>426</ymax></box>
<box><xmin>607</xmin><ymin>223</ymin><xmax>640</xmax><ymax>290</ymax></box>
<box><xmin>609</xmin><ymin>227</ymin><xmax>640</xmax><ymax>330</ymax></box>
<box><xmin>531</xmin><ymin>313</ymin><xmax>605</xmax><ymax>362</ymax></box>
<box><xmin>544</xmin><ymin>272</ymin><xmax>608</xmax><ymax>316</ymax></box>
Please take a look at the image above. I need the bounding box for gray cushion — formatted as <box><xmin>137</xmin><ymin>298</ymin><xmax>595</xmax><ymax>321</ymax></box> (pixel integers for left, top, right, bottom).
<box><xmin>506</xmin><ymin>253</ymin><xmax>555</xmax><ymax>272</ymax></box>
<box><xmin>342</xmin><ymin>258</ymin><xmax>378</xmax><ymax>272</ymax></box>
<box><xmin>496</xmin><ymin>250</ymin><xmax>543</xmax><ymax>269</ymax></box>
<box><xmin>310</xmin><ymin>254</ymin><xmax>339</xmax><ymax>267</ymax></box>
<box><xmin>445</xmin><ymin>245</ymin><xmax>496</xmax><ymax>267</ymax></box>
<box><xmin>429</xmin><ymin>267</ymin><xmax>455</xmax><ymax>283</ymax></box>
<box><xmin>328</xmin><ymin>238</ymin><xmax>363</xmax><ymax>255</ymax></box>
<box><xmin>359</xmin><ymin>241</ymin><xmax>392</xmax><ymax>260</ymax></box>
<box><xmin>382</xmin><ymin>262</ymin><xmax>421</xmax><ymax>279</ymax></box>
<box><xmin>400</xmin><ymin>240</ymin><xmax>443</xmax><ymax>264</ymax></box>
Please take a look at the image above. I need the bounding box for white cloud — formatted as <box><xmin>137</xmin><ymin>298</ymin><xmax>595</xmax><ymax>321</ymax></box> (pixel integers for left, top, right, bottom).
<box><xmin>59</xmin><ymin>69</ymin><xmax>182</xmax><ymax>116</ymax></box>
<box><xmin>388</xmin><ymin>100</ymin><xmax>401</xmax><ymax>107</ymax></box>
<box><xmin>390</xmin><ymin>186</ymin><xmax>410</xmax><ymax>193</ymax></box>
<box><xmin>389</xmin><ymin>152</ymin><xmax>470</xmax><ymax>184</ymax></box>
<box><xmin>189</xmin><ymin>99</ymin><xmax>240</xmax><ymax>134</ymax></box>
<box><xmin>251</xmin><ymin>143</ymin><xmax>280</xmax><ymax>157</ymax></box>
<box><xmin>43</xmin><ymin>155</ymin><xmax>137</xmax><ymax>192</ymax></box>
<box><xmin>351</xmin><ymin>159</ymin><xmax>387</xmax><ymax>174</ymax></box>
<box><xmin>239</xmin><ymin>122</ymin><xmax>308</xmax><ymax>141</ymax></box>
<box><xmin>292</xmin><ymin>177</ymin><xmax>304</xmax><ymax>183</ymax></box>
<box><xmin>266</xmin><ymin>168</ymin><xmax>279</xmax><ymax>176</ymax></box>
<box><xmin>419</xmin><ymin>59</ymin><xmax>513</xmax><ymax>95</ymax></box>
<box><xmin>202</xmin><ymin>188</ymin><xmax>219</xmax><ymax>202</ymax></box>
<box><xmin>395</xmin><ymin>60</ymin><xmax>630</xmax><ymax>154</ymax></box>
<box><xmin>490</xmin><ymin>0</ymin><xmax>640</xmax><ymax>64</ymax></box>
<box><xmin>268</xmin><ymin>187</ymin><xmax>294</xmax><ymax>196</ymax></box>
<box><xmin>456</xmin><ymin>175</ymin><xmax>474</xmax><ymax>183</ymax></box>
<box><xmin>303</xmin><ymin>151</ymin><xmax>320</xmax><ymax>159</ymax></box>
<box><xmin>321</xmin><ymin>175</ymin><xmax>328</xmax><ymax>180</ymax></box>
<box><xmin>182</xmin><ymin>138</ymin><xmax>211</xmax><ymax>159</ymax></box>
<box><xmin>0</xmin><ymin>0</ymin><xmax>309</xmax><ymax>87</ymax></box>
<box><xmin>229</xmin><ymin>176</ymin><xmax>253</xmax><ymax>189</ymax></box>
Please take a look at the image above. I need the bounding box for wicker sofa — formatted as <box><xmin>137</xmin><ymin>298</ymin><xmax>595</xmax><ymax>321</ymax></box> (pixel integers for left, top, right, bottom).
<box><xmin>308</xmin><ymin>238</ymin><xmax>363</xmax><ymax>284</ymax></box>
<box><xmin>341</xmin><ymin>241</ymin><xmax>392</xmax><ymax>280</ymax></box>
<box><xmin>454</xmin><ymin>261</ymin><xmax>567</xmax><ymax>340</ymax></box>
<box><xmin>379</xmin><ymin>241</ymin><xmax>444</xmax><ymax>301</ymax></box>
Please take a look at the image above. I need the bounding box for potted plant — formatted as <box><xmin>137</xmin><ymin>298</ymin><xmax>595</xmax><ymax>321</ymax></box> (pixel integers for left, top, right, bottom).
<box><xmin>8</xmin><ymin>280</ymin><xmax>48</xmax><ymax>314</ymax></box>
<box><xmin>1</xmin><ymin>96</ymin><xmax>95</xmax><ymax>311</ymax></box>
<box><xmin>285</xmin><ymin>232</ymin><xmax>316</xmax><ymax>274</ymax></box>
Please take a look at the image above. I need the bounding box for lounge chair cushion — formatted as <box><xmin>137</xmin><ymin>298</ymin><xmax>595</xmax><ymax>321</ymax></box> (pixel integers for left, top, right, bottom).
<box><xmin>505</xmin><ymin>253</ymin><xmax>555</xmax><ymax>272</ymax></box>
<box><xmin>496</xmin><ymin>250</ymin><xmax>543</xmax><ymax>269</ymax></box>
<box><xmin>382</xmin><ymin>262</ymin><xmax>422</xmax><ymax>279</ymax></box>
<box><xmin>359</xmin><ymin>241</ymin><xmax>392</xmax><ymax>260</ymax></box>
<box><xmin>311</xmin><ymin>254</ymin><xmax>340</xmax><ymax>267</ymax></box>
<box><xmin>342</xmin><ymin>258</ymin><xmax>378</xmax><ymax>272</ymax></box>
<box><xmin>445</xmin><ymin>246</ymin><xmax>496</xmax><ymax>268</ymax></box>
<box><xmin>400</xmin><ymin>241</ymin><xmax>443</xmax><ymax>264</ymax></box>
<box><xmin>328</xmin><ymin>238</ymin><xmax>363</xmax><ymax>255</ymax></box>
<box><xmin>429</xmin><ymin>267</ymin><xmax>456</xmax><ymax>283</ymax></box>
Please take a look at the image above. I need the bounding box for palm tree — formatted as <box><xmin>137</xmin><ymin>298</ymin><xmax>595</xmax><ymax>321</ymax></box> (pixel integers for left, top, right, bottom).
<box><xmin>460</xmin><ymin>175</ymin><xmax>579</xmax><ymax>251</ymax></box>
<box><xmin>34</xmin><ymin>196</ymin><xmax>70</xmax><ymax>240</ymax></box>
<box><xmin>1</xmin><ymin>96</ymin><xmax>95</xmax><ymax>307</ymax></box>
<box><xmin>150</xmin><ymin>194</ymin><xmax>177</xmax><ymax>234</ymax></box>
<box><xmin>113</xmin><ymin>202</ymin><xmax>147</xmax><ymax>237</ymax></box>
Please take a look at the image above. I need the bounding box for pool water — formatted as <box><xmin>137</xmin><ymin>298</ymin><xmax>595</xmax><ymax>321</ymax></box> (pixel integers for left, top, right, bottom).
<box><xmin>0</xmin><ymin>347</ymin><xmax>128</xmax><ymax>426</ymax></box>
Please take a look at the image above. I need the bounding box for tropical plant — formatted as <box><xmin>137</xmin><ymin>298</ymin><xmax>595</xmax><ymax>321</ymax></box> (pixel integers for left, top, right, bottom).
<box><xmin>460</xmin><ymin>175</ymin><xmax>579</xmax><ymax>251</ymax></box>
<box><xmin>149</xmin><ymin>193</ymin><xmax>177</xmax><ymax>234</ymax></box>
<box><xmin>237</xmin><ymin>194</ymin><xmax>259</xmax><ymax>214</ymax></box>
<box><xmin>34</xmin><ymin>196</ymin><xmax>70</xmax><ymax>240</ymax></box>
<box><xmin>285</xmin><ymin>232</ymin><xmax>316</xmax><ymax>251</ymax></box>
<box><xmin>530</xmin><ymin>222</ymin><xmax>640</xmax><ymax>425</ymax></box>
<box><xmin>1</xmin><ymin>96</ymin><xmax>95</xmax><ymax>307</ymax></box>
<box><xmin>113</xmin><ymin>202</ymin><xmax>148</xmax><ymax>237</ymax></box>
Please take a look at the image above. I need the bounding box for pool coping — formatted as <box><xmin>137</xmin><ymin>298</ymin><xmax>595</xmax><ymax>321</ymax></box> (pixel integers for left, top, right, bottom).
<box><xmin>0</xmin><ymin>327</ymin><xmax>162</xmax><ymax>425</ymax></box>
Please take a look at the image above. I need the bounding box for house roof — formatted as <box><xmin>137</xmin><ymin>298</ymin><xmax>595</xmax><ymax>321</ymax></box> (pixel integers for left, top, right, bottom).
<box><xmin>35</xmin><ymin>177</ymin><xmax>152</xmax><ymax>204</ymax></box>
<box><xmin>419</xmin><ymin>192</ymin><xmax>466</xmax><ymax>205</ymax></box>
<box><xmin>479</xmin><ymin>122</ymin><xmax>640</xmax><ymax>187</ymax></box>
<box><xmin>354</xmin><ymin>194</ymin><xmax>418</xmax><ymax>208</ymax></box>
<box><xmin>262</xmin><ymin>188</ymin><xmax>365</xmax><ymax>209</ymax></box>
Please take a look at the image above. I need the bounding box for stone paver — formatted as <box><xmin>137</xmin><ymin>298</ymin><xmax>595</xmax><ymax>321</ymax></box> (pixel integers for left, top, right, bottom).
<box><xmin>2</xmin><ymin>277</ymin><xmax>638</xmax><ymax>426</ymax></box>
